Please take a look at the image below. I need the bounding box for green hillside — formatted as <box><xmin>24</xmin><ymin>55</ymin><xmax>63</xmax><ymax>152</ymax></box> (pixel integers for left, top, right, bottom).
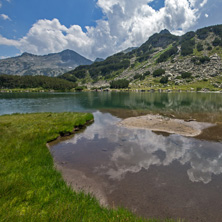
<box><xmin>59</xmin><ymin>24</ymin><xmax>222</xmax><ymax>91</ymax></box>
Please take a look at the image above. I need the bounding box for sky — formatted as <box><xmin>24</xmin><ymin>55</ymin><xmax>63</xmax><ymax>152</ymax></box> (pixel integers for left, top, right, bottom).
<box><xmin>0</xmin><ymin>0</ymin><xmax>222</xmax><ymax>60</ymax></box>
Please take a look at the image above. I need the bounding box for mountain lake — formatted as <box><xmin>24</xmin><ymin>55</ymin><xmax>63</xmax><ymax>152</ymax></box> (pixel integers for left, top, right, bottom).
<box><xmin>1</xmin><ymin>91</ymin><xmax>222</xmax><ymax>221</ymax></box>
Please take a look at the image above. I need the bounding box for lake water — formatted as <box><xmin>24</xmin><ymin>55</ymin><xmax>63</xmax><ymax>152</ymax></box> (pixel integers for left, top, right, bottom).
<box><xmin>1</xmin><ymin>92</ymin><xmax>222</xmax><ymax>221</ymax></box>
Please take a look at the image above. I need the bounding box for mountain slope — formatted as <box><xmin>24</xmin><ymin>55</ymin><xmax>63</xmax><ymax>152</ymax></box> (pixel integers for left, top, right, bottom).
<box><xmin>60</xmin><ymin>24</ymin><xmax>222</xmax><ymax>91</ymax></box>
<box><xmin>0</xmin><ymin>49</ymin><xmax>92</xmax><ymax>77</ymax></box>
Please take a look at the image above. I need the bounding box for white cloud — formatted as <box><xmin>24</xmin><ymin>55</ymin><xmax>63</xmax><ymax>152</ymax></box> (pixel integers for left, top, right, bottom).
<box><xmin>0</xmin><ymin>14</ymin><xmax>11</xmax><ymax>21</ymax></box>
<box><xmin>200</xmin><ymin>0</ymin><xmax>208</xmax><ymax>7</ymax></box>
<box><xmin>0</xmin><ymin>35</ymin><xmax>19</xmax><ymax>46</ymax></box>
<box><xmin>0</xmin><ymin>0</ymin><xmax>210</xmax><ymax>59</ymax></box>
<box><xmin>188</xmin><ymin>0</ymin><xmax>208</xmax><ymax>8</ymax></box>
<box><xmin>18</xmin><ymin>19</ymin><xmax>93</xmax><ymax>56</ymax></box>
<box><xmin>0</xmin><ymin>2</ymin><xmax>2</xmax><ymax>8</ymax></box>
<box><xmin>205</xmin><ymin>13</ymin><xmax>209</xmax><ymax>18</ymax></box>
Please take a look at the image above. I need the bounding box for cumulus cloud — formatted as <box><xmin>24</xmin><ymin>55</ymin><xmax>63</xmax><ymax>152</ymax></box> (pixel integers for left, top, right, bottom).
<box><xmin>0</xmin><ymin>0</ymin><xmax>209</xmax><ymax>59</ymax></box>
<box><xmin>0</xmin><ymin>14</ymin><xmax>11</xmax><ymax>21</ymax></box>
<box><xmin>18</xmin><ymin>19</ymin><xmax>93</xmax><ymax>56</ymax></box>
<box><xmin>0</xmin><ymin>35</ymin><xmax>19</xmax><ymax>46</ymax></box>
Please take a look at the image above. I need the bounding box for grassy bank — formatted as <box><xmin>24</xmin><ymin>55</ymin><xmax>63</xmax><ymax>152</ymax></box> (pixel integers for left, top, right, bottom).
<box><xmin>0</xmin><ymin>112</ymin><xmax>180</xmax><ymax>222</ymax></box>
<box><xmin>0</xmin><ymin>113</ymin><xmax>140</xmax><ymax>221</ymax></box>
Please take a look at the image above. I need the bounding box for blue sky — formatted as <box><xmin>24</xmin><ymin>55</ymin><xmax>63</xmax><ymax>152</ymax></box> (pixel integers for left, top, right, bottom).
<box><xmin>0</xmin><ymin>0</ymin><xmax>222</xmax><ymax>60</ymax></box>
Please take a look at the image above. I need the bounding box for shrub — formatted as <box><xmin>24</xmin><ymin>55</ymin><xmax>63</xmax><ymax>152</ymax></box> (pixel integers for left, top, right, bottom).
<box><xmin>75</xmin><ymin>86</ymin><xmax>85</xmax><ymax>91</ymax></box>
<box><xmin>160</xmin><ymin>76</ymin><xmax>169</xmax><ymax>84</ymax></box>
<box><xmin>144</xmin><ymin>71</ymin><xmax>150</xmax><ymax>76</ymax></box>
<box><xmin>110</xmin><ymin>79</ymin><xmax>129</xmax><ymax>89</ymax></box>
<box><xmin>191</xmin><ymin>56</ymin><xmax>210</xmax><ymax>65</ymax></box>
<box><xmin>181</xmin><ymin>72</ymin><xmax>192</xmax><ymax>79</ymax></box>
<box><xmin>134</xmin><ymin>73</ymin><xmax>141</xmax><ymax>80</ymax></box>
<box><xmin>207</xmin><ymin>46</ymin><xmax>212</xmax><ymax>51</ymax></box>
<box><xmin>199</xmin><ymin>56</ymin><xmax>210</xmax><ymax>64</ymax></box>
<box><xmin>153</xmin><ymin>69</ymin><xmax>165</xmax><ymax>77</ymax></box>
<box><xmin>181</xmin><ymin>39</ymin><xmax>195</xmax><ymax>56</ymax></box>
<box><xmin>196</xmin><ymin>43</ymin><xmax>204</xmax><ymax>51</ymax></box>
<box><xmin>74</xmin><ymin>70</ymin><xmax>86</xmax><ymax>79</ymax></box>
<box><xmin>134</xmin><ymin>73</ymin><xmax>145</xmax><ymax>81</ymax></box>
<box><xmin>136</xmin><ymin>53</ymin><xmax>150</xmax><ymax>62</ymax></box>
<box><xmin>196</xmin><ymin>28</ymin><xmax>209</xmax><ymax>40</ymax></box>
<box><xmin>140</xmin><ymin>75</ymin><xmax>145</xmax><ymax>81</ymax></box>
<box><xmin>212</xmin><ymin>37</ymin><xmax>221</xmax><ymax>47</ymax></box>
<box><xmin>212</xmin><ymin>25</ymin><xmax>222</xmax><ymax>37</ymax></box>
<box><xmin>180</xmin><ymin>31</ymin><xmax>195</xmax><ymax>42</ymax></box>
<box><xmin>156</xmin><ymin>46</ymin><xmax>178</xmax><ymax>63</ymax></box>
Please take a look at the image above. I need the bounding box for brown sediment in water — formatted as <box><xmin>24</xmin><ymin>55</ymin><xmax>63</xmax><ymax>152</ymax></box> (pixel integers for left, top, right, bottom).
<box><xmin>47</xmin><ymin>119</ymin><xmax>109</xmax><ymax>207</ymax></box>
<box><xmin>54</xmin><ymin>163</ymin><xmax>109</xmax><ymax>207</ymax></box>
<box><xmin>118</xmin><ymin>114</ymin><xmax>214</xmax><ymax>137</ymax></box>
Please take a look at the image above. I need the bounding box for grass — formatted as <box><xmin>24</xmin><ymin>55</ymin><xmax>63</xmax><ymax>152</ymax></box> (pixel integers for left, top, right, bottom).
<box><xmin>0</xmin><ymin>112</ymin><xmax>180</xmax><ymax>222</ymax></box>
<box><xmin>193</xmin><ymin>48</ymin><xmax>203</xmax><ymax>57</ymax></box>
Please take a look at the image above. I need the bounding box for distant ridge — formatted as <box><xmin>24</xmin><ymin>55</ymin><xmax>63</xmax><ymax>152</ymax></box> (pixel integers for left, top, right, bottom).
<box><xmin>0</xmin><ymin>49</ymin><xmax>93</xmax><ymax>77</ymax></box>
<box><xmin>94</xmin><ymin>58</ymin><xmax>104</xmax><ymax>62</ymax></box>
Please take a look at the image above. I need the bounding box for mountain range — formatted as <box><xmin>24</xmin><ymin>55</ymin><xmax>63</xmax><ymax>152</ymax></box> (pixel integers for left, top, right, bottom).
<box><xmin>1</xmin><ymin>24</ymin><xmax>222</xmax><ymax>91</ymax></box>
<box><xmin>0</xmin><ymin>49</ymin><xmax>92</xmax><ymax>77</ymax></box>
<box><xmin>60</xmin><ymin>24</ymin><xmax>222</xmax><ymax>91</ymax></box>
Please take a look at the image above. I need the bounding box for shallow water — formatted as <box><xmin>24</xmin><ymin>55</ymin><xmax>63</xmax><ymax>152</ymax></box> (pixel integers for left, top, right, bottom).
<box><xmin>1</xmin><ymin>92</ymin><xmax>222</xmax><ymax>221</ymax></box>
<box><xmin>51</xmin><ymin>111</ymin><xmax>222</xmax><ymax>221</ymax></box>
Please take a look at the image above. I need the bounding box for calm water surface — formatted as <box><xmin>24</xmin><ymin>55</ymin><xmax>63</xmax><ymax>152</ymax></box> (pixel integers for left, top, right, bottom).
<box><xmin>1</xmin><ymin>92</ymin><xmax>222</xmax><ymax>221</ymax></box>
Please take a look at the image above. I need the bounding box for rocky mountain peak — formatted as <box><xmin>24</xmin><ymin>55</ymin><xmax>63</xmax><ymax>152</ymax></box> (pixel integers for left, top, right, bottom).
<box><xmin>159</xmin><ymin>29</ymin><xmax>171</xmax><ymax>35</ymax></box>
<box><xmin>21</xmin><ymin>52</ymin><xmax>34</xmax><ymax>57</ymax></box>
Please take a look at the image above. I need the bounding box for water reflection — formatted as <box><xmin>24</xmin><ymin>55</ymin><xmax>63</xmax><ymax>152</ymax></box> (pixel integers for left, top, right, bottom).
<box><xmin>1</xmin><ymin>92</ymin><xmax>222</xmax><ymax>119</ymax></box>
<box><xmin>62</xmin><ymin>111</ymin><xmax>222</xmax><ymax>184</ymax></box>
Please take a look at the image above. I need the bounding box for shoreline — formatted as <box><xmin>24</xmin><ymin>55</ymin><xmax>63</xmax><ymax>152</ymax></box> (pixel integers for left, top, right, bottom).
<box><xmin>1</xmin><ymin>88</ymin><xmax>222</xmax><ymax>93</ymax></box>
<box><xmin>46</xmin><ymin>119</ymin><xmax>109</xmax><ymax>207</ymax></box>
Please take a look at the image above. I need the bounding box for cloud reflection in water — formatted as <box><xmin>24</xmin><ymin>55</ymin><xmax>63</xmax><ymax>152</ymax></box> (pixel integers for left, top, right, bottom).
<box><xmin>66</xmin><ymin>111</ymin><xmax>222</xmax><ymax>184</ymax></box>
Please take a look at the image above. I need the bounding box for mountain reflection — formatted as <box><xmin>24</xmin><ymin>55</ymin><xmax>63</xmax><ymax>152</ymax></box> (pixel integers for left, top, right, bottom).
<box><xmin>66</xmin><ymin>111</ymin><xmax>222</xmax><ymax>184</ymax></box>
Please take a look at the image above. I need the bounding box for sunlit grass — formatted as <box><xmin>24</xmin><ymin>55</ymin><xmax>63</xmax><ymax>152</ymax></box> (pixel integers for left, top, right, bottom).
<box><xmin>0</xmin><ymin>112</ymin><xmax>182</xmax><ymax>221</ymax></box>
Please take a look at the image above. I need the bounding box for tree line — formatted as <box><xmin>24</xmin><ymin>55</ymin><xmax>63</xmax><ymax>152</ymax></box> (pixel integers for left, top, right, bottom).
<box><xmin>0</xmin><ymin>74</ymin><xmax>77</xmax><ymax>90</ymax></box>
